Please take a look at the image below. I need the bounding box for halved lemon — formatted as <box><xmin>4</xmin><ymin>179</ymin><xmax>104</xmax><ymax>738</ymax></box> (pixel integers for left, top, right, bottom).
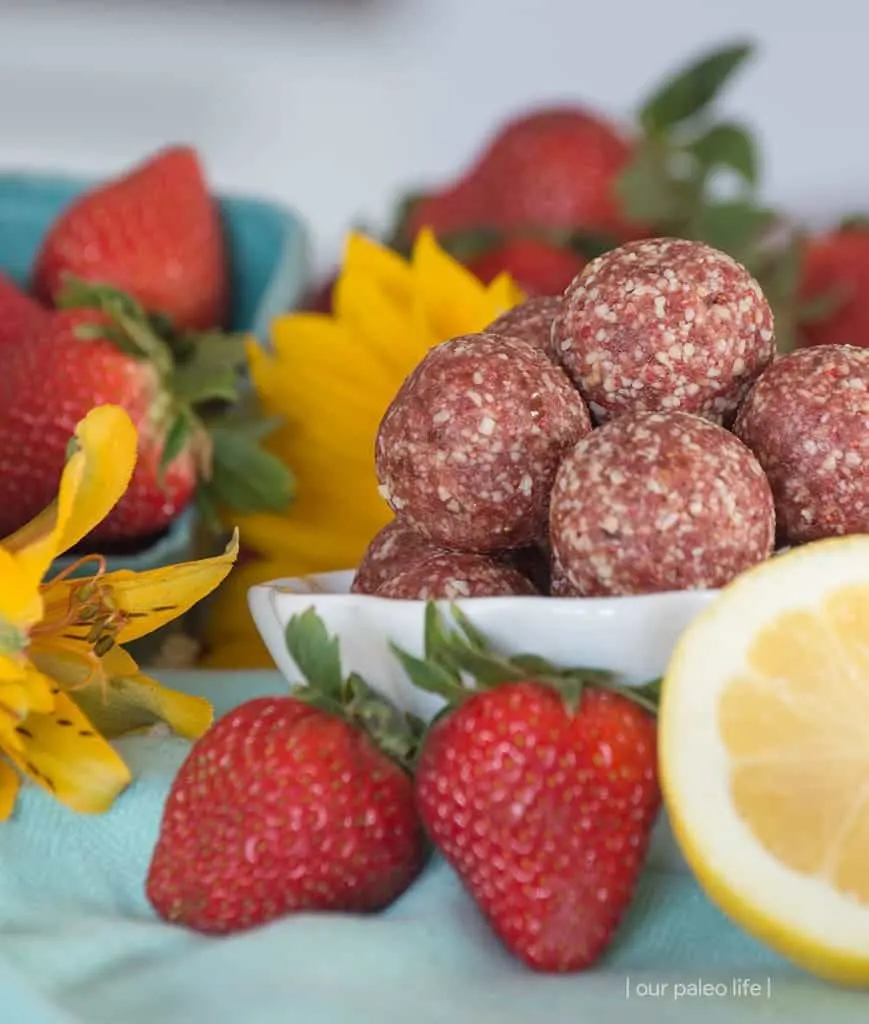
<box><xmin>660</xmin><ymin>535</ymin><xmax>869</xmax><ymax>987</ymax></box>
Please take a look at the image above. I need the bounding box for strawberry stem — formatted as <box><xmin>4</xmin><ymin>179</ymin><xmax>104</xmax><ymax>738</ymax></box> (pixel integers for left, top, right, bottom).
<box><xmin>392</xmin><ymin>602</ymin><xmax>662</xmax><ymax>716</ymax></box>
<box><xmin>284</xmin><ymin>608</ymin><xmax>425</xmax><ymax>772</ymax></box>
<box><xmin>56</xmin><ymin>277</ymin><xmax>294</xmax><ymax>525</ymax></box>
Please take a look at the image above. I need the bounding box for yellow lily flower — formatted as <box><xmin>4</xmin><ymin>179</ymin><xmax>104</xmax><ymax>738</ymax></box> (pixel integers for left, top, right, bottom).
<box><xmin>0</xmin><ymin>404</ymin><xmax>239</xmax><ymax>818</ymax></box>
<box><xmin>202</xmin><ymin>230</ymin><xmax>524</xmax><ymax>668</ymax></box>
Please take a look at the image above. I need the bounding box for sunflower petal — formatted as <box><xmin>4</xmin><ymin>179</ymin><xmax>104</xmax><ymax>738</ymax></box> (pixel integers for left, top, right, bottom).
<box><xmin>7</xmin><ymin>689</ymin><xmax>131</xmax><ymax>813</ymax></box>
<box><xmin>0</xmin><ymin>761</ymin><xmax>20</xmax><ymax>821</ymax></box>
<box><xmin>2</xmin><ymin>405</ymin><xmax>138</xmax><ymax>581</ymax></box>
<box><xmin>412</xmin><ymin>228</ymin><xmax>506</xmax><ymax>338</ymax></box>
<box><xmin>332</xmin><ymin>270</ymin><xmax>426</xmax><ymax>378</ymax></box>
<box><xmin>342</xmin><ymin>231</ymin><xmax>414</xmax><ymax>306</ymax></box>
<box><xmin>485</xmin><ymin>272</ymin><xmax>526</xmax><ymax>315</ymax></box>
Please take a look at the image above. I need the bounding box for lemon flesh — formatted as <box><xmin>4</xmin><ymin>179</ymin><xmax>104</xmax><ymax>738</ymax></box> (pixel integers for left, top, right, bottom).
<box><xmin>660</xmin><ymin>535</ymin><xmax>869</xmax><ymax>987</ymax></box>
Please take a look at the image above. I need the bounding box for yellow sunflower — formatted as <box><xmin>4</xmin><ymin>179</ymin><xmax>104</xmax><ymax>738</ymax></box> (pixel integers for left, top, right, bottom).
<box><xmin>202</xmin><ymin>229</ymin><xmax>524</xmax><ymax>668</ymax></box>
<box><xmin>0</xmin><ymin>404</ymin><xmax>238</xmax><ymax>818</ymax></box>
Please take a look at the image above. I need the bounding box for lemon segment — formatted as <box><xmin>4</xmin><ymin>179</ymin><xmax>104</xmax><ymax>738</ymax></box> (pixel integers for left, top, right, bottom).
<box><xmin>659</xmin><ymin>535</ymin><xmax>869</xmax><ymax>986</ymax></box>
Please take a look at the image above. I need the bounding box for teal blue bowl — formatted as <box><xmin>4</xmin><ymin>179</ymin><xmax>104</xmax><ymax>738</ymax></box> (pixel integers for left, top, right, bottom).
<box><xmin>0</xmin><ymin>170</ymin><xmax>310</xmax><ymax>582</ymax></box>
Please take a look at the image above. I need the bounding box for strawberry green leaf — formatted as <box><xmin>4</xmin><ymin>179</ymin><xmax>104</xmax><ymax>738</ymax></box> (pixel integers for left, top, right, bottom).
<box><xmin>344</xmin><ymin>673</ymin><xmax>422</xmax><ymax>766</ymax></box>
<box><xmin>389</xmin><ymin>643</ymin><xmax>468</xmax><ymax>704</ymax></box>
<box><xmin>194</xmin><ymin>486</ymin><xmax>223</xmax><ymax>535</ymax></box>
<box><xmin>838</xmin><ymin>214</ymin><xmax>869</xmax><ymax>232</ymax></box>
<box><xmin>160</xmin><ymin>411</ymin><xmax>193</xmax><ymax>477</ymax></box>
<box><xmin>615</xmin><ymin>143</ymin><xmax>689</xmax><ymax>225</ymax></box>
<box><xmin>439</xmin><ymin>228</ymin><xmax>505</xmax><ymax>263</ymax></box>
<box><xmin>448</xmin><ymin>604</ymin><xmax>490</xmax><ymax>653</ymax></box>
<box><xmin>440</xmin><ymin>641</ymin><xmax>531</xmax><ymax>687</ymax></box>
<box><xmin>639</xmin><ymin>41</ymin><xmax>754</xmax><ymax>136</ymax></box>
<box><xmin>763</xmin><ymin>234</ymin><xmax>803</xmax><ymax>302</ymax></box>
<box><xmin>184</xmin><ymin>331</ymin><xmax>249</xmax><ymax>368</ymax></box>
<box><xmin>563</xmin><ymin>231</ymin><xmax>620</xmax><ymax>261</ymax></box>
<box><xmin>685</xmin><ymin>201</ymin><xmax>776</xmax><ymax>263</ymax></box>
<box><xmin>797</xmin><ymin>288</ymin><xmax>844</xmax><ymax>325</ymax></box>
<box><xmin>170</xmin><ymin>366</ymin><xmax>239</xmax><ymax>406</ymax></box>
<box><xmin>690</xmin><ymin>122</ymin><xmax>758</xmax><ymax>185</ymax></box>
<box><xmin>285</xmin><ymin>607</ymin><xmax>344</xmax><ymax>700</ymax></box>
<box><xmin>384</xmin><ymin>189</ymin><xmax>429</xmax><ymax>250</ymax></box>
<box><xmin>59</xmin><ymin>277</ymin><xmax>176</xmax><ymax>374</ymax></box>
<box><xmin>204</xmin><ymin>426</ymin><xmax>294</xmax><ymax>515</ymax></box>
<box><xmin>423</xmin><ymin>601</ymin><xmax>460</xmax><ymax>667</ymax></box>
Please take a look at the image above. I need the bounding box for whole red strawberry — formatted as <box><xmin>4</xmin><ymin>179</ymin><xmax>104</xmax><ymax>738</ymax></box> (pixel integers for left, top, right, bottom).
<box><xmin>415</xmin><ymin>679</ymin><xmax>660</xmax><ymax>972</ymax></box>
<box><xmin>798</xmin><ymin>226</ymin><xmax>869</xmax><ymax>348</ymax></box>
<box><xmin>0</xmin><ymin>272</ymin><xmax>48</xmax><ymax>347</ymax></box>
<box><xmin>406</xmin><ymin>108</ymin><xmax>638</xmax><ymax>243</ymax></box>
<box><xmin>33</xmin><ymin>146</ymin><xmax>228</xmax><ymax>331</ymax></box>
<box><xmin>0</xmin><ymin>307</ymin><xmax>196</xmax><ymax>541</ymax></box>
<box><xmin>465</xmin><ymin>237</ymin><xmax>586</xmax><ymax>296</ymax></box>
<box><xmin>147</xmin><ymin>612</ymin><xmax>426</xmax><ymax>934</ymax></box>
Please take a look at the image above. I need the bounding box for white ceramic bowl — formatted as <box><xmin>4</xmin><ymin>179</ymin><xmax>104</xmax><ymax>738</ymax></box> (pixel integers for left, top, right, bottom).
<box><xmin>248</xmin><ymin>571</ymin><xmax>720</xmax><ymax>872</ymax></box>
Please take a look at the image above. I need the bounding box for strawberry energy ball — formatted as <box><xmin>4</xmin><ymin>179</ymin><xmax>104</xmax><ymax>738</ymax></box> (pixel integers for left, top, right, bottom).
<box><xmin>549</xmin><ymin>411</ymin><xmax>775</xmax><ymax>596</ymax></box>
<box><xmin>375</xmin><ymin>332</ymin><xmax>592</xmax><ymax>552</ymax></box>
<box><xmin>351</xmin><ymin>518</ymin><xmax>445</xmax><ymax>594</ymax></box>
<box><xmin>733</xmin><ymin>345</ymin><xmax>869</xmax><ymax>544</ymax></box>
<box><xmin>375</xmin><ymin>552</ymin><xmax>538</xmax><ymax>600</ymax></box>
<box><xmin>486</xmin><ymin>296</ymin><xmax>563</xmax><ymax>360</ymax></box>
<box><xmin>553</xmin><ymin>238</ymin><xmax>775</xmax><ymax>424</ymax></box>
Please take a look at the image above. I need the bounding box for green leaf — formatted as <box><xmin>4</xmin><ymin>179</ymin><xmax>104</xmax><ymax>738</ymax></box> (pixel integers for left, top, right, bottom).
<box><xmin>423</xmin><ymin>602</ymin><xmax>459</xmax><ymax>666</ymax></box>
<box><xmin>448</xmin><ymin>604</ymin><xmax>490</xmax><ymax>652</ymax></box>
<box><xmin>194</xmin><ymin>486</ymin><xmax>223</xmax><ymax>534</ymax></box>
<box><xmin>686</xmin><ymin>200</ymin><xmax>776</xmax><ymax>263</ymax></box>
<box><xmin>205</xmin><ymin>426</ymin><xmax>294</xmax><ymax>515</ymax></box>
<box><xmin>180</xmin><ymin>331</ymin><xmax>249</xmax><ymax>374</ymax></box>
<box><xmin>57</xmin><ymin>277</ymin><xmax>145</xmax><ymax>320</ymax></box>
<box><xmin>690</xmin><ymin>122</ymin><xmax>758</xmax><ymax>184</ymax></box>
<box><xmin>564</xmin><ymin>231</ymin><xmax>620</xmax><ymax>261</ymax></box>
<box><xmin>344</xmin><ymin>672</ymin><xmax>422</xmax><ymax>766</ymax></box>
<box><xmin>389</xmin><ymin>642</ymin><xmax>468</xmax><ymax>704</ymax></box>
<box><xmin>160</xmin><ymin>411</ymin><xmax>193</xmax><ymax>476</ymax></box>
<box><xmin>439</xmin><ymin>637</ymin><xmax>529</xmax><ymax>687</ymax></box>
<box><xmin>171</xmin><ymin>366</ymin><xmax>240</xmax><ymax>406</ymax></box>
<box><xmin>385</xmin><ymin>189</ymin><xmax>429</xmax><ymax>250</ymax></box>
<box><xmin>839</xmin><ymin>214</ymin><xmax>869</xmax><ymax>232</ymax></box>
<box><xmin>639</xmin><ymin>41</ymin><xmax>755</xmax><ymax>135</ymax></box>
<box><xmin>764</xmin><ymin>234</ymin><xmax>804</xmax><ymax>304</ymax></box>
<box><xmin>440</xmin><ymin>228</ymin><xmax>505</xmax><ymax>263</ymax></box>
<box><xmin>285</xmin><ymin>607</ymin><xmax>344</xmax><ymax>699</ymax></box>
<box><xmin>797</xmin><ymin>288</ymin><xmax>844</xmax><ymax>325</ymax></box>
<box><xmin>614</xmin><ymin>143</ymin><xmax>690</xmax><ymax>226</ymax></box>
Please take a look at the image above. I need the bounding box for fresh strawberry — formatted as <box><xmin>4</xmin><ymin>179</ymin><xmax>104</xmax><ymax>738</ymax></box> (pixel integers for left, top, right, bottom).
<box><xmin>0</xmin><ymin>279</ymin><xmax>292</xmax><ymax>544</ymax></box>
<box><xmin>0</xmin><ymin>271</ymin><xmax>48</xmax><ymax>347</ymax></box>
<box><xmin>465</xmin><ymin>237</ymin><xmax>586</xmax><ymax>296</ymax></box>
<box><xmin>33</xmin><ymin>146</ymin><xmax>228</xmax><ymax>331</ymax></box>
<box><xmin>405</xmin><ymin>108</ymin><xmax>637</xmax><ymax>243</ymax></box>
<box><xmin>147</xmin><ymin>610</ymin><xmax>426</xmax><ymax>934</ymax></box>
<box><xmin>395</xmin><ymin>605</ymin><xmax>661</xmax><ymax>973</ymax></box>
<box><xmin>797</xmin><ymin>226</ymin><xmax>869</xmax><ymax>348</ymax></box>
<box><xmin>0</xmin><ymin>307</ymin><xmax>196</xmax><ymax>542</ymax></box>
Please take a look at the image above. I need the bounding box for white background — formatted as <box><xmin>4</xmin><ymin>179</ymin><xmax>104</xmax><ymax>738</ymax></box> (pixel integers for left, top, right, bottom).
<box><xmin>0</xmin><ymin>0</ymin><xmax>865</xmax><ymax>271</ymax></box>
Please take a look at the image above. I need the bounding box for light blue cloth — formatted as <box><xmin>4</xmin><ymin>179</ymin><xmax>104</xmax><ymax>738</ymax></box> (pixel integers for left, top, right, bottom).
<box><xmin>0</xmin><ymin>670</ymin><xmax>866</xmax><ymax>1024</ymax></box>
